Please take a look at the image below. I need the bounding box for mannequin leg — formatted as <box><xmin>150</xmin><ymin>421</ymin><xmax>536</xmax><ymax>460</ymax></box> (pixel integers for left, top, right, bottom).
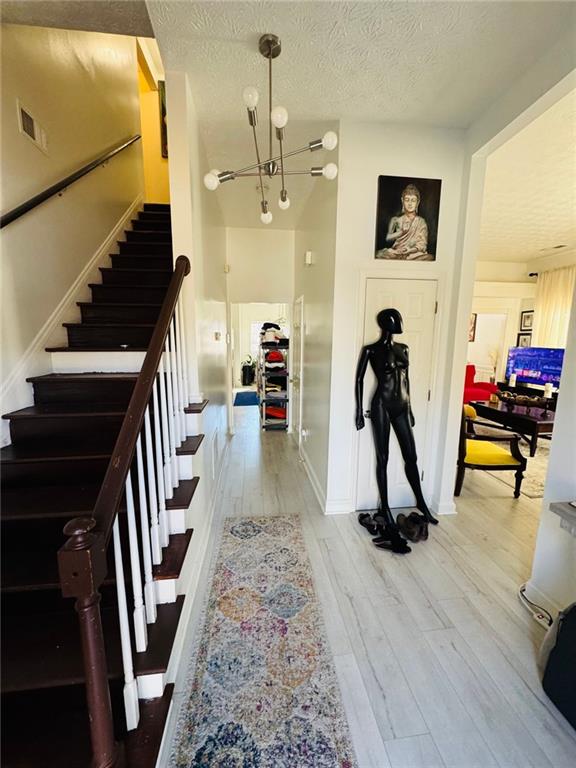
<box><xmin>391</xmin><ymin>408</ymin><xmax>438</xmax><ymax>524</ymax></box>
<box><xmin>370</xmin><ymin>402</ymin><xmax>394</xmax><ymax>527</ymax></box>
<box><xmin>369</xmin><ymin>402</ymin><xmax>411</xmax><ymax>554</ymax></box>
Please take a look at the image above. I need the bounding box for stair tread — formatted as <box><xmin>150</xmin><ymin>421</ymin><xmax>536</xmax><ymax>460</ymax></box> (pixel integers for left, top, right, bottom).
<box><xmin>3</xmin><ymin>529</ymin><xmax>193</xmax><ymax>592</ymax></box>
<box><xmin>176</xmin><ymin>434</ymin><xmax>205</xmax><ymax>455</ymax></box>
<box><xmin>77</xmin><ymin>302</ymin><xmax>163</xmax><ymax>307</ymax></box>
<box><xmin>115</xmin><ymin>245</ymin><xmax>172</xmax><ymax>251</ymax></box>
<box><xmin>2</xmin><ymin>477</ymin><xmax>198</xmax><ymax>521</ymax></box>
<box><xmin>184</xmin><ymin>399</ymin><xmax>209</xmax><ymax>414</ymax></box>
<box><xmin>101</xmin><ymin>267</ymin><xmax>172</xmax><ymax>272</ymax></box>
<box><xmin>89</xmin><ymin>283</ymin><xmax>169</xmax><ymax>289</ymax></box>
<box><xmin>153</xmin><ymin>530</ymin><xmax>193</xmax><ymax>580</ymax></box>
<box><xmin>2</xmin><ymin>404</ymin><xmax>126</xmax><ymax>419</ymax></box>
<box><xmin>166</xmin><ymin>477</ymin><xmax>199</xmax><ymax>511</ymax></box>
<box><xmin>1</xmin><ymin>441</ymin><xmax>114</xmax><ymax>463</ymax></box>
<box><xmin>1</xmin><ymin>596</ymin><xmax>184</xmax><ymax>692</ymax></box>
<box><xmin>1</xmin><ymin>682</ymin><xmax>173</xmax><ymax>768</ymax></box>
<box><xmin>27</xmin><ymin>373</ymin><xmax>139</xmax><ymax>383</ymax></box>
<box><xmin>63</xmin><ymin>322</ymin><xmax>156</xmax><ymax>328</ymax></box>
<box><xmin>46</xmin><ymin>346</ymin><xmax>148</xmax><ymax>352</ymax></box>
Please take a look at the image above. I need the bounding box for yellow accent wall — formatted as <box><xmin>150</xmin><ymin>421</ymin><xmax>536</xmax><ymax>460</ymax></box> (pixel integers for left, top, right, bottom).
<box><xmin>138</xmin><ymin>67</ymin><xmax>170</xmax><ymax>202</ymax></box>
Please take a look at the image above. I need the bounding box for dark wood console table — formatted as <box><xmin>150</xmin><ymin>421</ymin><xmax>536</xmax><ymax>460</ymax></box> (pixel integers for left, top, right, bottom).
<box><xmin>470</xmin><ymin>400</ymin><xmax>555</xmax><ymax>457</ymax></box>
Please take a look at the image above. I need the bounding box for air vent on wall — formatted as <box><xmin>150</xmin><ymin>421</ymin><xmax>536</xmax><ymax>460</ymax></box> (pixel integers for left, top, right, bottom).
<box><xmin>17</xmin><ymin>100</ymin><xmax>48</xmax><ymax>154</ymax></box>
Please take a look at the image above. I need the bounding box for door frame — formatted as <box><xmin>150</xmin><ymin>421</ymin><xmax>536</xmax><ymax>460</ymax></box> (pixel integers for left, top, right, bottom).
<box><xmin>352</xmin><ymin>272</ymin><xmax>442</xmax><ymax>511</ymax></box>
<box><xmin>291</xmin><ymin>295</ymin><xmax>304</xmax><ymax>448</ymax></box>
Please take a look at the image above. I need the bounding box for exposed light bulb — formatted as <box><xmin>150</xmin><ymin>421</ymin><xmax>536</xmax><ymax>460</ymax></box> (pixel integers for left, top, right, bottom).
<box><xmin>204</xmin><ymin>172</ymin><xmax>220</xmax><ymax>191</ymax></box>
<box><xmin>322</xmin><ymin>163</ymin><xmax>338</xmax><ymax>180</ymax></box>
<box><xmin>260</xmin><ymin>211</ymin><xmax>273</xmax><ymax>224</ymax></box>
<box><xmin>278</xmin><ymin>195</ymin><xmax>291</xmax><ymax>210</ymax></box>
<box><xmin>271</xmin><ymin>106</ymin><xmax>289</xmax><ymax>129</ymax></box>
<box><xmin>322</xmin><ymin>131</ymin><xmax>338</xmax><ymax>151</ymax></box>
<box><xmin>243</xmin><ymin>86</ymin><xmax>259</xmax><ymax>110</ymax></box>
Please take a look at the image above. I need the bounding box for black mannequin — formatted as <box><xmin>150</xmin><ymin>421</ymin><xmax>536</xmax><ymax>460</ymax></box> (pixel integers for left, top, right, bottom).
<box><xmin>355</xmin><ymin>308</ymin><xmax>438</xmax><ymax>553</ymax></box>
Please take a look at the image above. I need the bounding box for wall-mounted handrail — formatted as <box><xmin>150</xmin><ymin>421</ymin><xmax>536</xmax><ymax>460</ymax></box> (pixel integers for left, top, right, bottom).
<box><xmin>0</xmin><ymin>134</ymin><xmax>141</xmax><ymax>229</ymax></box>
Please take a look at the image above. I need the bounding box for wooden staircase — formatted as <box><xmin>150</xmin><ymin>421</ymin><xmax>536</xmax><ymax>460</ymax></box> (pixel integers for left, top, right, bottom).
<box><xmin>1</xmin><ymin>204</ymin><xmax>203</xmax><ymax>767</ymax></box>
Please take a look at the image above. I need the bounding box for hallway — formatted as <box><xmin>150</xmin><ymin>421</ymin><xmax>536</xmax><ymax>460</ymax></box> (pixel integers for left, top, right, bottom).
<box><xmin>170</xmin><ymin>407</ymin><xmax>576</xmax><ymax>768</ymax></box>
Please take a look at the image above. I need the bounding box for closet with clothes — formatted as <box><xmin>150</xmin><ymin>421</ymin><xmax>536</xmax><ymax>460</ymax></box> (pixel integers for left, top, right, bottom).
<box><xmin>256</xmin><ymin>323</ymin><xmax>289</xmax><ymax>430</ymax></box>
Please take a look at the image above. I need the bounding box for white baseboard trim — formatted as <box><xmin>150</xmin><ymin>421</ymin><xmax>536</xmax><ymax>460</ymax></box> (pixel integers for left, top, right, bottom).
<box><xmin>324</xmin><ymin>499</ymin><xmax>355</xmax><ymax>515</ymax></box>
<box><xmin>300</xmin><ymin>445</ymin><xmax>327</xmax><ymax>513</ymax></box>
<box><xmin>164</xmin><ymin>432</ymin><xmax>231</xmax><ymax>686</ymax></box>
<box><xmin>523</xmin><ymin>580</ymin><xmax>562</xmax><ymax>618</ymax></box>
<box><xmin>1</xmin><ymin>195</ymin><xmax>143</xmax><ymax>441</ymax></box>
<box><xmin>432</xmin><ymin>497</ymin><xmax>457</xmax><ymax>516</ymax></box>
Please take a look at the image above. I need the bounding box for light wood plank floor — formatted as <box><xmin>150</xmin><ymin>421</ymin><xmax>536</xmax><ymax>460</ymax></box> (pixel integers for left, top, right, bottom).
<box><xmin>171</xmin><ymin>407</ymin><xmax>576</xmax><ymax>768</ymax></box>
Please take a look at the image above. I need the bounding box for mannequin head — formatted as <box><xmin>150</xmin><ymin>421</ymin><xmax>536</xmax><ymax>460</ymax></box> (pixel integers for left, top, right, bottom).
<box><xmin>377</xmin><ymin>308</ymin><xmax>403</xmax><ymax>335</ymax></box>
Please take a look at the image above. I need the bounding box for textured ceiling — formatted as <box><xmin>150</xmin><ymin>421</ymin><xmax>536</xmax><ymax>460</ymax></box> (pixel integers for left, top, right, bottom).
<box><xmin>147</xmin><ymin>0</ymin><xmax>575</xmax><ymax>228</ymax></box>
<box><xmin>0</xmin><ymin>1</ymin><xmax>154</xmax><ymax>37</ymax></box>
<box><xmin>479</xmin><ymin>90</ymin><xmax>576</xmax><ymax>265</ymax></box>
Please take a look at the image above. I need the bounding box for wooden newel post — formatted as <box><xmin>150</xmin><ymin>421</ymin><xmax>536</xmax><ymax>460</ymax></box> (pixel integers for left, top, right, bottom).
<box><xmin>58</xmin><ymin>516</ymin><xmax>118</xmax><ymax>768</ymax></box>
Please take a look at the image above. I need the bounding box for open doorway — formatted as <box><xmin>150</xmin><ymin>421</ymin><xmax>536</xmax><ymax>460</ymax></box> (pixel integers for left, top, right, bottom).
<box><xmin>230</xmin><ymin>302</ymin><xmax>291</xmax><ymax>431</ymax></box>
<box><xmin>459</xmin><ymin>89</ymin><xmax>575</xmax><ymax>512</ymax></box>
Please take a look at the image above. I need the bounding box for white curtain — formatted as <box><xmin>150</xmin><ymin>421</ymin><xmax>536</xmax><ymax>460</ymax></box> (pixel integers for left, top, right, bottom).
<box><xmin>532</xmin><ymin>266</ymin><xmax>576</xmax><ymax>348</ymax></box>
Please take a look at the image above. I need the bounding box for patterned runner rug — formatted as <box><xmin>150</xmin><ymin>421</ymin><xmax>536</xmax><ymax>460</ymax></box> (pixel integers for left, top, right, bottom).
<box><xmin>170</xmin><ymin>515</ymin><xmax>357</xmax><ymax>768</ymax></box>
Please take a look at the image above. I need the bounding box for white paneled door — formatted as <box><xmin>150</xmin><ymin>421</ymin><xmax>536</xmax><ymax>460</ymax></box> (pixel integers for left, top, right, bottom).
<box><xmin>356</xmin><ymin>278</ymin><xmax>438</xmax><ymax>510</ymax></box>
<box><xmin>291</xmin><ymin>296</ymin><xmax>304</xmax><ymax>450</ymax></box>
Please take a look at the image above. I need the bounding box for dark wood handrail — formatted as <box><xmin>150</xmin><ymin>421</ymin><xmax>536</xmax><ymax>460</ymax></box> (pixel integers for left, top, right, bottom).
<box><xmin>57</xmin><ymin>254</ymin><xmax>190</xmax><ymax>768</ymax></box>
<box><xmin>0</xmin><ymin>135</ymin><xmax>141</xmax><ymax>229</ymax></box>
<box><xmin>93</xmin><ymin>254</ymin><xmax>190</xmax><ymax>547</ymax></box>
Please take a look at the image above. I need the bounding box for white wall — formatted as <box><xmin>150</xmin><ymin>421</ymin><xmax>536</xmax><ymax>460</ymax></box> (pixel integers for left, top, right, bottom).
<box><xmin>324</xmin><ymin>120</ymin><xmax>466</xmax><ymax>515</ymax></box>
<box><xmin>294</xmin><ymin>180</ymin><xmax>338</xmax><ymax>504</ymax></box>
<box><xmin>525</xmin><ymin>286</ymin><xmax>576</xmax><ymax>614</ymax></box>
<box><xmin>231</xmin><ymin>302</ymin><xmax>289</xmax><ymax>387</ymax></box>
<box><xmin>467</xmin><ymin>313</ymin><xmax>507</xmax><ymax>379</ymax></box>
<box><xmin>163</xmin><ymin>68</ymin><xmax>228</xmax><ymax>689</ymax></box>
<box><xmin>475</xmin><ymin>261</ymin><xmax>534</xmax><ymax>283</ymax></box>
<box><xmin>1</xmin><ymin>25</ymin><xmax>143</xmax><ymax>441</ymax></box>
<box><xmin>226</xmin><ymin>227</ymin><xmax>295</xmax><ymax>303</ymax></box>
<box><xmin>472</xmin><ymin>281</ymin><xmax>537</xmax><ymax>381</ymax></box>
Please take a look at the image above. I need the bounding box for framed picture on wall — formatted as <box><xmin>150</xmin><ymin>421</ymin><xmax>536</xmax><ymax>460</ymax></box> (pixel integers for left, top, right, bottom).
<box><xmin>517</xmin><ymin>332</ymin><xmax>532</xmax><ymax>348</ymax></box>
<box><xmin>158</xmin><ymin>80</ymin><xmax>168</xmax><ymax>158</ymax></box>
<box><xmin>375</xmin><ymin>175</ymin><xmax>442</xmax><ymax>261</ymax></box>
<box><xmin>520</xmin><ymin>310</ymin><xmax>534</xmax><ymax>331</ymax></box>
<box><xmin>469</xmin><ymin>313</ymin><xmax>477</xmax><ymax>342</ymax></box>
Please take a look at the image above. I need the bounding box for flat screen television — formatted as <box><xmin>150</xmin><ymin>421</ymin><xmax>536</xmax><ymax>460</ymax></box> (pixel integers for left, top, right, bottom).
<box><xmin>505</xmin><ymin>347</ymin><xmax>564</xmax><ymax>388</ymax></box>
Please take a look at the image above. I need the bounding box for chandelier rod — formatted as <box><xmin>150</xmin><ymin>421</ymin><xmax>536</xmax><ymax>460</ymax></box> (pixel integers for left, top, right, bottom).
<box><xmin>230</xmin><ymin>140</ymin><xmax>322</xmax><ymax>177</ymax></box>
<box><xmin>268</xmin><ymin>55</ymin><xmax>273</xmax><ymax>162</ymax></box>
<box><xmin>251</xmin><ymin>123</ymin><xmax>266</xmax><ymax>206</ymax></box>
<box><xmin>236</xmin><ymin>169</ymin><xmax>321</xmax><ymax>177</ymax></box>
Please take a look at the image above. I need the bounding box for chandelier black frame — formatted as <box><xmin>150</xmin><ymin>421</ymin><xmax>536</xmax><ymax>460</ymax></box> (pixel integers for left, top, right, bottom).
<box><xmin>203</xmin><ymin>33</ymin><xmax>338</xmax><ymax>224</ymax></box>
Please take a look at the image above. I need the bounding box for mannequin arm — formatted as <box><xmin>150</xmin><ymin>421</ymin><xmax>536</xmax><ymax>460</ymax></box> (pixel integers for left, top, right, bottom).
<box><xmin>355</xmin><ymin>346</ymin><xmax>370</xmax><ymax>430</ymax></box>
<box><xmin>405</xmin><ymin>346</ymin><xmax>415</xmax><ymax>426</ymax></box>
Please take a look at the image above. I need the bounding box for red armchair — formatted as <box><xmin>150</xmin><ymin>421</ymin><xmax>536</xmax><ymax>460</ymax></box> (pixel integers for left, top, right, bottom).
<box><xmin>463</xmin><ymin>364</ymin><xmax>498</xmax><ymax>403</ymax></box>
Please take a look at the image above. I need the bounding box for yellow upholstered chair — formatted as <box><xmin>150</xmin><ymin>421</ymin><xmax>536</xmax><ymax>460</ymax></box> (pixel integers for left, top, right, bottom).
<box><xmin>455</xmin><ymin>405</ymin><xmax>527</xmax><ymax>498</ymax></box>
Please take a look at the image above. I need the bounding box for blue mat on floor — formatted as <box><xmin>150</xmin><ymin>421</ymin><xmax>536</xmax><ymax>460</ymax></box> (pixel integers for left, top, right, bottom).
<box><xmin>234</xmin><ymin>391</ymin><xmax>259</xmax><ymax>406</ymax></box>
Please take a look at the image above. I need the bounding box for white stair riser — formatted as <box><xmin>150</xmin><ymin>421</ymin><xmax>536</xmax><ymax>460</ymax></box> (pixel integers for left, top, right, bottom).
<box><xmin>50</xmin><ymin>351</ymin><xmax>145</xmax><ymax>374</ymax></box>
<box><xmin>155</xmin><ymin>578</ymin><xmax>178</xmax><ymax>604</ymax></box>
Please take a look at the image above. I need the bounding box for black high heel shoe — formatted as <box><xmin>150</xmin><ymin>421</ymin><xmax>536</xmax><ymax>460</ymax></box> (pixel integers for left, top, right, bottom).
<box><xmin>372</xmin><ymin>524</ymin><xmax>411</xmax><ymax>555</ymax></box>
<box><xmin>358</xmin><ymin>513</ymin><xmax>379</xmax><ymax>536</ymax></box>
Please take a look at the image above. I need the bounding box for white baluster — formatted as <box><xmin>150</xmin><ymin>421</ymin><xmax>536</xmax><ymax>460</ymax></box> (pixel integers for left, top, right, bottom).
<box><xmin>135</xmin><ymin>437</ymin><xmax>158</xmax><ymax>622</ymax></box>
<box><xmin>169</xmin><ymin>321</ymin><xmax>182</xmax><ymax>448</ymax></box>
<box><xmin>178</xmin><ymin>300</ymin><xmax>190</xmax><ymax>416</ymax></box>
<box><xmin>158</xmin><ymin>356</ymin><xmax>174</xmax><ymax>497</ymax></box>
<box><xmin>163</xmin><ymin>346</ymin><xmax>179</xmax><ymax>489</ymax></box>
<box><xmin>153</xmin><ymin>379</ymin><xmax>170</xmax><ymax>545</ymax></box>
<box><xmin>112</xmin><ymin>516</ymin><xmax>140</xmax><ymax>731</ymax></box>
<box><xmin>125</xmin><ymin>470</ymin><xmax>147</xmax><ymax>652</ymax></box>
<box><xmin>144</xmin><ymin>405</ymin><xmax>167</xmax><ymax>553</ymax></box>
<box><xmin>174</xmin><ymin>308</ymin><xmax>187</xmax><ymax>437</ymax></box>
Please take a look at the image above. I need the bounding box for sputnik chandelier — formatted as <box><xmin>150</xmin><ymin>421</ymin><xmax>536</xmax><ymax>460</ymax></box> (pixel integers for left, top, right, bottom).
<box><xmin>203</xmin><ymin>33</ymin><xmax>338</xmax><ymax>224</ymax></box>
